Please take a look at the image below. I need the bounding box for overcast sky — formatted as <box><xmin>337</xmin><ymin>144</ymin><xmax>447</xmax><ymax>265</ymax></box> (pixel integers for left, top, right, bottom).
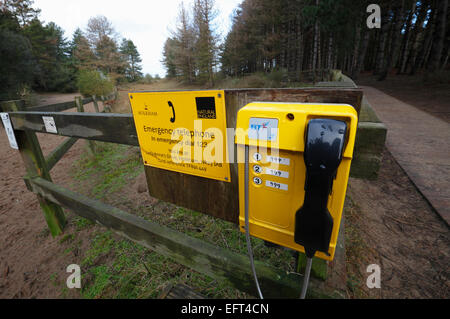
<box><xmin>33</xmin><ymin>0</ymin><xmax>243</xmax><ymax>77</ymax></box>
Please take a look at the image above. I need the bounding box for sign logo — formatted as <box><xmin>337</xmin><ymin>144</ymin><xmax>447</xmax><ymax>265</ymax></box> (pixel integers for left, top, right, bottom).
<box><xmin>250</xmin><ymin>121</ymin><xmax>270</xmax><ymax>130</ymax></box>
<box><xmin>195</xmin><ymin>96</ymin><xmax>216</xmax><ymax>119</ymax></box>
<box><xmin>248</xmin><ymin>118</ymin><xmax>278</xmax><ymax>141</ymax></box>
<box><xmin>138</xmin><ymin>103</ymin><xmax>157</xmax><ymax>117</ymax></box>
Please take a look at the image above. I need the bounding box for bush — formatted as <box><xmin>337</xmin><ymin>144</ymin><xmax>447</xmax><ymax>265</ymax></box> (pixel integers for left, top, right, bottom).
<box><xmin>138</xmin><ymin>73</ymin><xmax>153</xmax><ymax>84</ymax></box>
<box><xmin>266</xmin><ymin>68</ymin><xmax>287</xmax><ymax>86</ymax></box>
<box><xmin>245</xmin><ymin>73</ymin><xmax>268</xmax><ymax>88</ymax></box>
<box><xmin>0</xmin><ymin>29</ymin><xmax>35</xmax><ymax>101</ymax></box>
<box><xmin>77</xmin><ymin>70</ymin><xmax>114</xmax><ymax>97</ymax></box>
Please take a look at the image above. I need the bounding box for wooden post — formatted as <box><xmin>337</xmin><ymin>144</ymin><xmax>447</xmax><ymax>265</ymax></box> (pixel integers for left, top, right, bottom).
<box><xmin>75</xmin><ymin>96</ymin><xmax>97</xmax><ymax>155</ymax></box>
<box><xmin>92</xmin><ymin>95</ymin><xmax>100</xmax><ymax>113</ymax></box>
<box><xmin>74</xmin><ymin>96</ymin><xmax>84</xmax><ymax>113</ymax></box>
<box><xmin>3</xmin><ymin>100</ymin><xmax>66</xmax><ymax>236</ymax></box>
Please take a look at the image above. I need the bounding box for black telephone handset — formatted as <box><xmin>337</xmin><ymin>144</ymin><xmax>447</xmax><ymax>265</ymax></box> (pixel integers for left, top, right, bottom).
<box><xmin>168</xmin><ymin>101</ymin><xmax>175</xmax><ymax>123</ymax></box>
<box><xmin>294</xmin><ymin>118</ymin><xmax>347</xmax><ymax>258</ymax></box>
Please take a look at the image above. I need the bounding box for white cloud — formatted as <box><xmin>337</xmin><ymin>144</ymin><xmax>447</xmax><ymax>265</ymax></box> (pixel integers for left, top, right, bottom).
<box><xmin>33</xmin><ymin>0</ymin><xmax>242</xmax><ymax>77</ymax></box>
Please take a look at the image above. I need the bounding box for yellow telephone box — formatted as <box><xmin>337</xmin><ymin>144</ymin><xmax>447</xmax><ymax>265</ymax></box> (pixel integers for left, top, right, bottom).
<box><xmin>236</xmin><ymin>102</ymin><xmax>358</xmax><ymax>261</ymax></box>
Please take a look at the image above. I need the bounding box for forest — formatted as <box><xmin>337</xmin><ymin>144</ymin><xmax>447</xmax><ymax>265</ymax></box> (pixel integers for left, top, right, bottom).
<box><xmin>163</xmin><ymin>0</ymin><xmax>449</xmax><ymax>84</ymax></box>
<box><xmin>0</xmin><ymin>0</ymin><xmax>145</xmax><ymax>101</ymax></box>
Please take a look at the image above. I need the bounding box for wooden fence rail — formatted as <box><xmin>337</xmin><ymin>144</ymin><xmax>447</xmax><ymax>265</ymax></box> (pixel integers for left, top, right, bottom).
<box><xmin>9</xmin><ymin>112</ymin><xmax>137</xmax><ymax>145</ymax></box>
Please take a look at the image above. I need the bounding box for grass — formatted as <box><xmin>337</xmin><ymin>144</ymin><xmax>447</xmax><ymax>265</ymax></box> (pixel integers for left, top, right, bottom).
<box><xmin>71</xmin><ymin>142</ymin><xmax>144</xmax><ymax>200</ymax></box>
<box><xmin>73</xmin><ymin>216</ymin><xmax>94</xmax><ymax>231</ymax></box>
<box><xmin>63</xmin><ymin>140</ymin><xmax>298</xmax><ymax>299</ymax></box>
<box><xmin>59</xmin><ymin>233</ymin><xmax>75</xmax><ymax>244</ymax></box>
<box><xmin>77</xmin><ymin>227</ymin><xmax>264</xmax><ymax>299</ymax></box>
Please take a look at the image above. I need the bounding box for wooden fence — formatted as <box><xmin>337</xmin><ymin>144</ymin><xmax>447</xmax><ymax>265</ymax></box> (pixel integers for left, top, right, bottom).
<box><xmin>0</xmin><ymin>83</ymin><xmax>387</xmax><ymax>298</ymax></box>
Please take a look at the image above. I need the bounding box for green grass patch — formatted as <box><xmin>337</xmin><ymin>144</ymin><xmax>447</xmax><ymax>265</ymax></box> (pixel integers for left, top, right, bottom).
<box><xmin>78</xmin><ymin>226</ymin><xmax>259</xmax><ymax>299</ymax></box>
<box><xmin>71</xmin><ymin>142</ymin><xmax>143</xmax><ymax>199</ymax></box>
<box><xmin>73</xmin><ymin>216</ymin><xmax>95</xmax><ymax>231</ymax></box>
<box><xmin>59</xmin><ymin>233</ymin><xmax>75</xmax><ymax>244</ymax></box>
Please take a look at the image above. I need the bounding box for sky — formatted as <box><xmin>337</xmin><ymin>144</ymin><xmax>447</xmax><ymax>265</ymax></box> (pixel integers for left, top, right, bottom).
<box><xmin>33</xmin><ymin>0</ymin><xmax>243</xmax><ymax>77</ymax></box>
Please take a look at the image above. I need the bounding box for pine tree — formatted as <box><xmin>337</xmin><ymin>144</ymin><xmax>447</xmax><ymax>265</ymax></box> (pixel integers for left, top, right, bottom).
<box><xmin>71</xmin><ymin>28</ymin><xmax>97</xmax><ymax>71</ymax></box>
<box><xmin>95</xmin><ymin>34</ymin><xmax>125</xmax><ymax>82</ymax></box>
<box><xmin>172</xmin><ymin>2</ymin><xmax>196</xmax><ymax>83</ymax></box>
<box><xmin>193</xmin><ymin>0</ymin><xmax>219</xmax><ymax>86</ymax></box>
<box><xmin>22</xmin><ymin>19</ymin><xmax>73</xmax><ymax>90</ymax></box>
<box><xmin>84</xmin><ymin>16</ymin><xmax>124</xmax><ymax>83</ymax></box>
<box><xmin>162</xmin><ymin>37</ymin><xmax>178</xmax><ymax>78</ymax></box>
<box><xmin>120</xmin><ymin>38</ymin><xmax>143</xmax><ymax>82</ymax></box>
<box><xmin>2</xmin><ymin>0</ymin><xmax>40</xmax><ymax>26</ymax></box>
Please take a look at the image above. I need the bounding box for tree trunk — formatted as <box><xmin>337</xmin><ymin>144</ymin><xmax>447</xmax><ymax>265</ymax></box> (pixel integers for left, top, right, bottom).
<box><xmin>411</xmin><ymin>4</ymin><xmax>437</xmax><ymax>75</ymax></box>
<box><xmin>442</xmin><ymin>49</ymin><xmax>449</xmax><ymax>70</ymax></box>
<box><xmin>373</xmin><ymin>4</ymin><xmax>393</xmax><ymax>75</ymax></box>
<box><xmin>404</xmin><ymin>0</ymin><xmax>429</xmax><ymax>74</ymax></box>
<box><xmin>312</xmin><ymin>23</ymin><xmax>318</xmax><ymax>72</ymax></box>
<box><xmin>352</xmin><ymin>29</ymin><xmax>370</xmax><ymax>80</ymax></box>
<box><xmin>398</xmin><ymin>1</ymin><xmax>417</xmax><ymax>74</ymax></box>
<box><xmin>296</xmin><ymin>17</ymin><xmax>304</xmax><ymax>78</ymax></box>
<box><xmin>351</xmin><ymin>24</ymin><xmax>362</xmax><ymax>75</ymax></box>
<box><xmin>327</xmin><ymin>34</ymin><xmax>333</xmax><ymax>70</ymax></box>
<box><xmin>317</xmin><ymin>29</ymin><xmax>321</xmax><ymax>71</ymax></box>
<box><xmin>427</xmin><ymin>0</ymin><xmax>448</xmax><ymax>72</ymax></box>
<box><xmin>378</xmin><ymin>2</ymin><xmax>405</xmax><ymax>81</ymax></box>
<box><xmin>312</xmin><ymin>0</ymin><xmax>319</xmax><ymax>75</ymax></box>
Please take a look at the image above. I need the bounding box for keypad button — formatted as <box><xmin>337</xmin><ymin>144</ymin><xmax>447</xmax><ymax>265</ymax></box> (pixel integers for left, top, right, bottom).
<box><xmin>253</xmin><ymin>177</ymin><xmax>262</xmax><ymax>185</ymax></box>
<box><xmin>253</xmin><ymin>165</ymin><xmax>262</xmax><ymax>174</ymax></box>
<box><xmin>253</xmin><ymin>152</ymin><xmax>262</xmax><ymax>162</ymax></box>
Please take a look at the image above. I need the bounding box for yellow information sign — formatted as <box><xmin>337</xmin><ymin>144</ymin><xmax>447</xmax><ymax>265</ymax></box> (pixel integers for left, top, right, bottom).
<box><xmin>129</xmin><ymin>90</ymin><xmax>231</xmax><ymax>182</ymax></box>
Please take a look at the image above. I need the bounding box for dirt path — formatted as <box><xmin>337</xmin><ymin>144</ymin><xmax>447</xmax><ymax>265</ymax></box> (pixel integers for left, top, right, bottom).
<box><xmin>348</xmin><ymin>149</ymin><xmax>450</xmax><ymax>298</ymax></box>
<box><xmin>361</xmin><ymin>86</ymin><xmax>450</xmax><ymax>226</ymax></box>
<box><xmin>345</xmin><ymin>83</ymin><xmax>450</xmax><ymax>298</ymax></box>
<box><xmin>357</xmin><ymin>74</ymin><xmax>450</xmax><ymax>123</ymax></box>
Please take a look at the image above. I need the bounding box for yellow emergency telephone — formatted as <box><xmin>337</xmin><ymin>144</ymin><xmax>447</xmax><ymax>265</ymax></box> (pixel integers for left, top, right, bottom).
<box><xmin>235</xmin><ymin>102</ymin><xmax>357</xmax><ymax>298</ymax></box>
